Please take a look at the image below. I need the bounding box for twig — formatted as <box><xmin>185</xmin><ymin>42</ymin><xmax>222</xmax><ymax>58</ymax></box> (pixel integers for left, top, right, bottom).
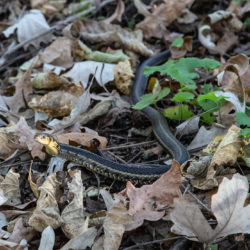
<box><xmin>101</xmin><ymin>140</ymin><xmax>157</xmax><ymax>151</ymax></box>
<box><xmin>106</xmin><ymin>151</ymin><xmax>127</xmax><ymax>164</ymax></box>
<box><xmin>123</xmin><ymin>236</ymin><xmax>184</xmax><ymax>250</ymax></box>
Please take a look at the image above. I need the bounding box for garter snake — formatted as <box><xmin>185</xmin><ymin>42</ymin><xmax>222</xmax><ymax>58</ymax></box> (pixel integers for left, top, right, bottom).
<box><xmin>34</xmin><ymin>49</ymin><xmax>190</xmax><ymax>183</ymax></box>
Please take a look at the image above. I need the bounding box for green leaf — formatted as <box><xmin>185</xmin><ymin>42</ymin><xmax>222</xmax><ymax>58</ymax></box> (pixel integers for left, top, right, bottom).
<box><xmin>200</xmin><ymin>112</ymin><xmax>215</xmax><ymax>125</ymax></box>
<box><xmin>132</xmin><ymin>93</ymin><xmax>154</xmax><ymax>110</ymax></box>
<box><xmin>164</xmin><ymin>104</ymin><xmax>193</xmax><ymax>121</ymax></box>
<box><xmin>202</xmin><ymin>84</ymin><xmax>211</xmax><ymax>94</ymax></box>
<box><xmin>239</xmin><ymin>128</ymin><xmax>250</xmax><ymax>137</ymax></box>
<box><xmin>236</xmin><ymin>112</ymin><xmax>250</xmax><ymax>126</ymax></box>
<box><xmin>144</xmin><ymin>57</ymin><xmax>221</xmax><ymax>86</ymax></box>
<box><xmin>156</xmin><ymin>87</ymin><xmax>170</xmax><ymax>101</ymax></box>
<box><xmin>197</xmin><ymin>92</ymin><xmax>226</xmax><ymax>112</ymax></box>
<box><xmin>171</xmin><ymin>37</ymin><xmax>184</xmax><ymax>48</ymax></box>
<box><xmin>171</xmin><ymin>91</ymin><xmax>195</xmax><ymax>102</ymax></box>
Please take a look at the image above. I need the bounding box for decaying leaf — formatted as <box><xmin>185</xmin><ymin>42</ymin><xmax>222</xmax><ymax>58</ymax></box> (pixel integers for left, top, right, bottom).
<box><xmin>64</xmin><ymin>19</ymin><xmax>153</xmax><ymax>57</ymax></box>
<box><xmin>0</xmin><ymin>168</ymin><xmax>21</xmax><ymax>206</ymax></box>
<box><xmin>135</xmin><ymin>0</ymin><xmax>194</xmax><ymax>39</ymax></box>
<box><xmin>113</xmin><ymin>60</ymin><xmax>134</xmax><ymax>96</ymax></box>
<box><xmin>170</xmin><ymin>174</ymin><xmax>250</xmax><ymax>242</ymax></box>
<box><xmin>199</xmin><ymin>10</ymin><xmax>243</xmax><ymax>55</ymax></box>
<box><xmin>2</xmin><ymin>9</ymin><xmax>53</xmax><ymax>50</ymax></box>
<box><xmin>3</xmin><ymin>67</ymin><xmax>32</xmax><ymax>115</ymax></box>
<box><xmin>28</xmin><ymin>173</ymin><xmax>62</xmax><ymax>232</ymax></box>
<box><xmin>170</xmin><ymin>36</ymin><xmax>193</xmax><ymax>59</ymax></box>
<box><xmin>61</xmin><ymin>170</ymin><xmax>86</xmax><ymax>239</ymax></box>
<box><xmin>39</xmin><ymin>36</ymin><xmax>74</xmax><ymax>68</ymax></box>
<box><xmin>31</xmin><ymin>72</ymin><xmax>70</xmax><ymax>89</ymax></box>
<box><xmin>126</xmin><ymin>161</ymin><xmax>182</xmax><ymax>222</ymax></box>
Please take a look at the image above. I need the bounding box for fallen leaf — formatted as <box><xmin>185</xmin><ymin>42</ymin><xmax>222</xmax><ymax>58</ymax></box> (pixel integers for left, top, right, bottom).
<box><xmin>176</xmin><ymin>116</ymin><xmax>200</xmax><ymax>137</ymax></box>
<box><xmin>126</xmin><ymin>161</ymin><xmax>182</xmax><ymax>222</ymax></box>
<box><xmin>170</xmin><ymin>36</ymin><xmax>193</xmax><ymax>59</ymax></box>
<box><xmin>28</xmin><ymin>173</ymin><xmax>62</xmax><ymax>232</ymax></box>
<box><xmin>135</xmin><ymin>0</ymin><xmax>194</xmax><ymax>39</ymax></box>
<box><xmin>65</xmin><ymin>19</ymin><xmax>153</xmax><ymax>57</ymax></box>
<box><xmin>170</xmin><ymin>174</ymin><xmax>250</xmax><ymax>242</ymax></box>
<box><xmin>38</xmin><ymin>226</ymin><xmax>55</xmax><ymax>250</ymax></box>
<box><xmin>3</xmin><ymin>67</ymin><xmax>32</xmax><ymax>114</ymax></box>
<box><xmin>103</xmin><ymin>0</ymin><xmax>125</xmax><ymax>24</ymax></box>
<box><xmin>2</xmin><ymin>9</ymin><xmax>53</xmax><ymax>50</ymax></box>
<box><xmin>113</xmin><ymin>60</ymin><xmax>134</xmax><ymax>96</ymax></box>
<box><xmin>61</xmin><ymin>170</ymin><xmax>86</xmax><ymax>239</ymax></box>
<box><xmin>60</xmin><ymin>227</ymin><xmax>97</xmax><ymax>250</ymax></box>
<box><xmin>39</xmin><ymin>36</ymin><xmax>74</xmax><ymax>68</ymax></box>
<box><xmin>0</xmin><ymin>168</ymin><xmax>21</xmax><ymax>206</ymax></box>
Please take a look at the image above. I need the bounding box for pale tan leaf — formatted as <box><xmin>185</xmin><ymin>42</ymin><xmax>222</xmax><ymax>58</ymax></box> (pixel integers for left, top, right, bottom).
<box><xmin>60</xmin><ymin>227</ymin><xmax>97</xmax><ymax>250</ymax></box>
<box><xmin>170</xmin><ymin>174</ymin><xmax>250</xmax><ymax>242</ymax></box>
<box><xmin>61</xmin><ymin>170</ymin><xmax>86</xmax><ymax>239</ymax></box>
<box><xmin>113</xmin><ymin>60</ymin><xmax>134</xmax><ymax>96</ymax></box>
<box><xmin>39</xmin><ymin>36</ymin><xmax>73</xmax><ymax>68</ymax></box>
<box><xmin>103</xmin><ymin>0</ymin><xmax>125</xmax><ymax>24</ymax></box>
<box><xmin>28</xmin><ymin>173</ymin><xmax>62</xmax><ymax>232</ymax></box>
<box><xmin>0</xmin><ymin>168</ymin><xmax>21</xmax><ymax>206</ymax></box>
<box><xmin>126</xmin><ymin>161</ymin><xmax>182</xmax><ymax>222</ymax></box>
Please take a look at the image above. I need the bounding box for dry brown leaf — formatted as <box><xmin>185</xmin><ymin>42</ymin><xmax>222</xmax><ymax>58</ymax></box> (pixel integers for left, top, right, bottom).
<box><xmin>170</xmin><ymin>36</ymin><xmax>193</xmax><ymax>59</ymax></box>
<box><xmin>210</xmin><ymin>125</ymin><xmax>241</xmax><ymax>168</ymax></box>
<box><xmin>113</xmin><ymin>60</ymin><xmax>134</xmax><ymax>96</ymax></box>
<box><xmin>135</xmin><ymin>0</ymin><xmax>194</xmax><ymax>39</ymax></box>
<box><xmin>3</xmin><ymin>67</ymin><xmax>32</xmax><ymax>114</ymax></box>
<box><xmin>170</xmin><ymin>174</ymin><xmax>250</xmax><ymax>242</ymax></box>
<box><xmin>28</xmin><ymin>165</ymin><xmax>40</xmax><ymax>199</ymax></box>
<box><xmin>29</xmin><ymin>91</ymin><xmax>78</xmax><ymax>118</ymax></box>
<box><xmin>31</xmin><ymin>72</ymin><xmax>70</xmax><ymax>89</ymax></box>
<box><xmin>177</xmin><ymin>9</ymin><xmax>197</xmax><ymax>24</ymax></box>
<box><xmin>126</xmin><ymin>161</ymin><xmax>182</xmax><ymax>222</ymax></box>
<box><xmin>103</xmin><ymin>0</ymin><xmax>125</xmax><ymax>24</ymax></box>
<box><xmin>56</xmin><ymin>132</ymin><xmax>107</xmax><ymax>149</ymax></box>
<box><xmin>8</xmin><ymin>218</ymin><xmax>36</xmax><ymax>243</ymax></box>
<box><xmin>0</xmin><ymin>168</ymin><xmax>21</xmax><ymax>206</ymax></box>
<box><xmin>61</xmin><ymin>170</ymin><xmax>86</xmax><ymax>239</ymax></box>
<box><xmin>39</xmin><ymin>37</ymin><xmax>73</xmax><ymax>68</ymax></box>
<box><xmin>199</xmin><ymin>10</ymin><xmax>243</xmax><ymax>55</ymax></box>
<box><xmin>64</xmin><ymin>19</ymin><xmax>153</xmax><ymax>57</ymax></box>
<box><xmin>103</xmin><ymin>198</ymin><xmax>134</xmax><ymax>250</ymax></box>
<box><xmin>28</xmin><ymin>173</ymin><xmax>62</xmax><ymax>232</ymax></box>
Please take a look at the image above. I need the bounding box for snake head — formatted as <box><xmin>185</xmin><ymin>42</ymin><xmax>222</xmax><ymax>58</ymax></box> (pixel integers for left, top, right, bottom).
<box><xmin>34</xmin><ymin>133</ymin><xmax>60</xmax><ymax>155</ymax></box>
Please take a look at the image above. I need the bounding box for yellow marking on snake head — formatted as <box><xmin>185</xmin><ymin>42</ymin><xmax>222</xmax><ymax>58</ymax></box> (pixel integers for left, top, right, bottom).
<box><xmin>34</xmin><ymin>133</ymin><xmax>60</xmax><ymax>156</ymax></box>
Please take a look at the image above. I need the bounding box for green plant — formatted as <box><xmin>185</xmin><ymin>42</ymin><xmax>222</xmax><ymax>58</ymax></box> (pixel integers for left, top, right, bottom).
<box><xmin>133</xmin><ymin>57</ymin><xmax>223</xmax><ymax>123</ymax></box>
<box><xmin>171</xmin><ymin>37</ymin><xmax>184</xmax><ymax>48</ymax></box>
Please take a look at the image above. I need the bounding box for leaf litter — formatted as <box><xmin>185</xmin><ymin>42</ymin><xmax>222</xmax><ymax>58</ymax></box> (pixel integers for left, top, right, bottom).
<box><xmin>0</xmin><ymin>0</ymin><xmax>250</xmax><ymax>249</ymax></box>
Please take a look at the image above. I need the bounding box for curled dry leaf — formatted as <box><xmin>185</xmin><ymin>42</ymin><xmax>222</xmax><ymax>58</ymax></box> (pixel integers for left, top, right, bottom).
<box><xmin>28</xmin><ymin>173</ymin><xmax>62</xmax><ymax>232</ymax></box>
<box><xmin>170</xmin><ymin>174</ymin><xmax>250</xmax><ymax>243</ymax></box>
<box><xmin>65</xmin><ymin>19</ymin><xmax>153</xmax><ymax>57</ymax></box>
<box><xmin>2</xmin><ymin>10</ymin><xmax>53</xmax><ymax>50</ymax></box>
<box><xmin>0</xmin><ymin>168</ymin><xmax>21</xmax><ymax>206</ymax></box>
<box><xmin>113</xmin><ymin>60</ymin><xmax>134</xmax><ymax>96</ymax></box>
<box><xmin>126</xmin><ymin>161</ymin><xmax>182</xmax><ymax>222</ymax></box>
<box><xmin>61</xmin><ymin>170</ymin><xmax>86</xmax><ymax>239</ymax></box>
<box><xmin>199</xmin><ymin>10</ymin><xmax>243</xmax><ymax>55</ymax></box>
<box><xmin>31</xmin><ymin>72</ymin><xmax>70</xmax><ymax>89</ymax></box>
<box><xmin>103</xmin><ymin>0</ymin><xmax>125</xmax><ymax>24</ymax></box>
<box><xmin>3</xmin><ymin>67</ymin><xmax>32</xmax><ymax>115</ymax></box>
<box><xmin>135</xmin><ymin>0</ymin><xmax>194</xmax><ymax>39</ymax></box>
<box><xmin>39</xmin><ymin>36</ymin><xmax>74</xmax><ymax>68</ymax></box>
